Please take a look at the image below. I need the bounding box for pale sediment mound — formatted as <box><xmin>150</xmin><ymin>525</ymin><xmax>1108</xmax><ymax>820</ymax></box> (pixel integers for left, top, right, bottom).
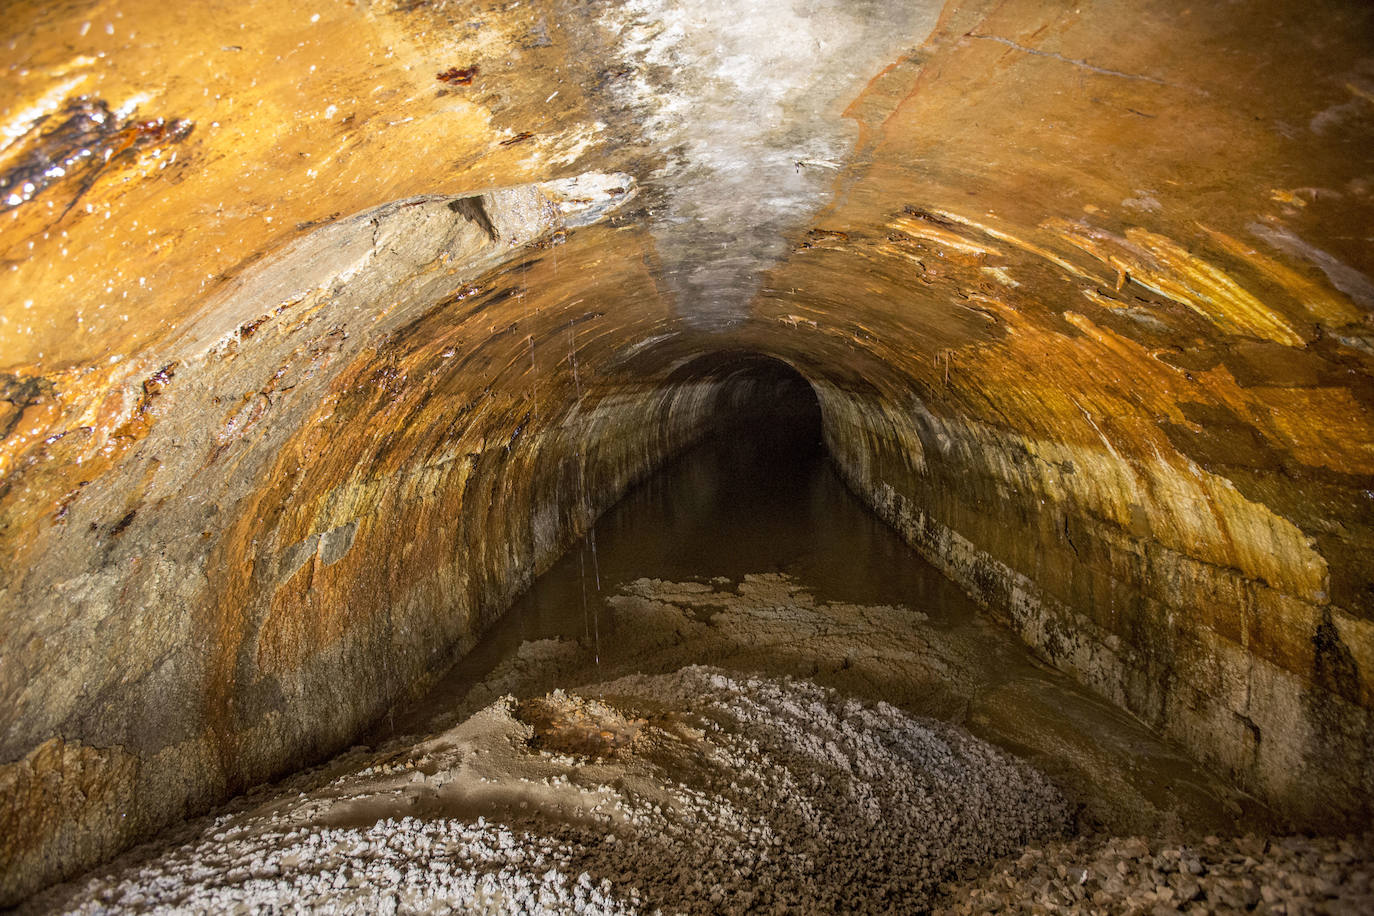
<box><xmin>38</xmin><ymin>667</ymin><xmax>1070</xmax><ymax>914</ymax></box>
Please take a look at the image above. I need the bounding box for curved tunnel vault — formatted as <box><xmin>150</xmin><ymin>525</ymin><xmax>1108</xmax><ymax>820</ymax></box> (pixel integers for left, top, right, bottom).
<box><xmin>2</xmin><ymin>0</ymin><xmax>1374</xmax><ymax>906</ymax></box>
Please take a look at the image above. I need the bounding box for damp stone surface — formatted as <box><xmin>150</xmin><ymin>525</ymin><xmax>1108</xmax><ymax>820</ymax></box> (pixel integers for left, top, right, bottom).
<box><xmin>2</xmin><ymin>0</ymin><xmax>1374</xmax><ymax>906</ymax></box>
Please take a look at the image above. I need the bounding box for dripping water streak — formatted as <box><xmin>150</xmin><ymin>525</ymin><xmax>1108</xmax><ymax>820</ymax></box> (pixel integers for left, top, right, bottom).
<box><xmin>569</xmin><ymin>318</ymin><xmax>600</xmax><ymax>667</ymax></box>
<box><xmin>579</xmin><ymin>542</ymin><xmax>590</xmax><ymax>642</ymax></box>
<box><xmin>569</xmin><ymin>319</ymin><xmax>591</xmax><ymax>648</ymax></box>
<box><xmin>590</xmin><ymin>525</ymin><xmax>602</xmax><ymax>666</ymax></box>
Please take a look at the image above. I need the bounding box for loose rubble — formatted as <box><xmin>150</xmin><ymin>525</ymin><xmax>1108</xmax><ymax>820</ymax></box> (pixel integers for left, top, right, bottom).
<box><xmin>430</xmin><ymin>574</ymin><xmax>1265</xmax><ymax>836</ymax></box>
<box><xmin>35</xmin><ymin>668</ymin><xmax>1070</xmax><ymax>914</ymax></box>
<box><xmin>934</xmin><ymin>832</ymin><xmax>1374</xmax><ymax>915</ymax></box>
<box><xmin>26</xmin><ymin>575</ymin><xmax>1372</xmax><ymax>914</ymax></box>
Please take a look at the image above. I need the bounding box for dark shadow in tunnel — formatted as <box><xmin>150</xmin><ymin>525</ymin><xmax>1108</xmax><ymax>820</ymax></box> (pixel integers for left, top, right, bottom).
<box><xmin>372</xmin><ymin>352</ymin><xmax>984</xmax><ymax>742</ymax></box>
<box><xmin>663</xmin><ymin>349</ymin><xmax>825</xmax><ymax>461</ymax></box>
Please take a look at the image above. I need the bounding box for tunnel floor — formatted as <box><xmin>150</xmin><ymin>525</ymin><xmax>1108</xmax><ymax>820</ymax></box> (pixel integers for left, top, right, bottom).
<box><xmin>28</xmin><ymin>430</ymin><xmax>1374</xmax><ymax>914</ymax></box>
<box><xmin>377</xmin><ymin>422</ymin><xmax>1271</xmax><ymax>836</ymax></box>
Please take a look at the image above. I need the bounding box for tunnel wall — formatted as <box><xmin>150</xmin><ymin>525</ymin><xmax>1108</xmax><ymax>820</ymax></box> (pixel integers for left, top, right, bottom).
<box><xmin>730</xmin><ymin>0</ymin><xmax>1374</xmax><ymax>831</ymax></box>
<box><xmin>3</xmin><ymin>0</ymin><xmax>1373</xmax><ymax>904</ymax></box>
<box><xmin>815</xmin><ymin>380</ymin><xmax>1374</xmax><ymax>829</ymax></box>
<box><xmin>0</xmin><ymin>177</ymin><xmax>765</xmax><ymax>905</ymax></box>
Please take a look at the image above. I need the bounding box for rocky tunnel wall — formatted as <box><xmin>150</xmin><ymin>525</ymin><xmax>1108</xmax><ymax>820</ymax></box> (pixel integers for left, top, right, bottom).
<box><xmin>2</xmin><ymin>0</ymin><xmax>1374</xmax><ymax>905</ymax></box>
<box><xmin>742</xmin><ymin>0</ymin><xmax>1374</xmax><ymax>832</ymax></box>
<box><xmin>812</xmin><ymin>379</ymin><xmax>1372</xmax><ymax>830</ymax></box>
<box><xmin>0</xmin><ymin>176</ymin><xmax>808</xmax><ymax>904</ymax></box>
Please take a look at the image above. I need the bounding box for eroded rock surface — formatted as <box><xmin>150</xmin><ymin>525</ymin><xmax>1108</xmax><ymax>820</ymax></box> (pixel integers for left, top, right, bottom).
<box><xmin>2</xmin><ymin>0</ymin><xmax>1372</xmax><ymax>904</ymax></box>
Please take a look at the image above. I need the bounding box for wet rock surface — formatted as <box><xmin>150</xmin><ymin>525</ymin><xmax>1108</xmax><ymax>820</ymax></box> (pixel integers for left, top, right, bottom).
<box><xmin>19</xmin><ymin>521</ymin><xmax>1368</xmax><ymax>914</ymax></box>
<box><xmin>2</xmin><ymin>0</ymin><xmax>1373</xmax><ymax>903</ymax></box>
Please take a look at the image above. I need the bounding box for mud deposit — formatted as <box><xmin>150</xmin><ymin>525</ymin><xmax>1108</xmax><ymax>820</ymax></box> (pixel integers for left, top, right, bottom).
<box><xmin>24</xmin><ymin>569</ymin><xmax>1373</xmax><ymax>914</ymax></box>
<box><xmin>23</xmin><ymin>437</ymin><xmax>1373</xmax><ymax>913</ymax></box>
<box><xmin>29</xmin><ymin>669</ymin><xmax>1069</xmax><ymax>914</ymax></box>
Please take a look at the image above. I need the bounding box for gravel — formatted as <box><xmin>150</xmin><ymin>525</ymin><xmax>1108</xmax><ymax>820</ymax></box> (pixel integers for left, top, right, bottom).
<box><xmin>37</xmin><ymin>667</ymin><xmax>1071</xmax><ymax>914</ymax></box>
<box><xmin>934</xmin><ymin>832</ymin><xmax>1374</xmax><ymax>915</ymax></box>
<box><xmin>29</xmin><ymin>574</ymin><xmax>1371</xmax><ymax>914</ymax></box>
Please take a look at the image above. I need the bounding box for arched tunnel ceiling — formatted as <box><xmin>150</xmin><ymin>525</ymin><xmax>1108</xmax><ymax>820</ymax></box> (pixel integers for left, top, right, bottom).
<box><xmin>2</xmin><ymin>0</ymin><xmax>1373</xmax><ymax>904</ymax></box>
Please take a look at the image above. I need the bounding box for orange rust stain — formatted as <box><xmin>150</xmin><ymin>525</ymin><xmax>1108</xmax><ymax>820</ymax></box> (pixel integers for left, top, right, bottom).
<box><xmin>1048</xmin><ymin>220</ymin><xmax>1306</xmax><ymax>347</ymax></box>
<box><xmin>0</xmin><ymin>736</ymin><xmax>139</xmax><ymax>897</ymax></box>
<box><xmin>0</xmin><ymin>0</ymin><xmax>596</xmax><ymax>375</ymax></box>
<box><xmin>257</xmin><ymin>543</ymin><xmax>350</xmax><ymax>674</ymax></box>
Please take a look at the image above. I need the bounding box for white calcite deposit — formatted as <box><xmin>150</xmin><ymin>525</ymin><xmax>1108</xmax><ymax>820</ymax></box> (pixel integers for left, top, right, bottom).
<box><xmin>37</xmin><ymin>667</ymin><xmax>1069</xmax><ymax>914</ymax></box>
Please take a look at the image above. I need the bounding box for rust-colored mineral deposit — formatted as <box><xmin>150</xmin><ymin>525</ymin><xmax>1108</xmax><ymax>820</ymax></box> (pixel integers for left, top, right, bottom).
<box><xmin>1</xmin><ymin>0</ymin><xmax>1371</xmax><ymax>907</ymax></box>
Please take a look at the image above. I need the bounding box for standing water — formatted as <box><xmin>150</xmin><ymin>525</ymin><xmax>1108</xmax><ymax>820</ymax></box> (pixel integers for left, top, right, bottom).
<box><xmin>375</xmin><ymin>401</ymin><xmax>1268</xmax><ymax>838</ymax></box>
<box><xmin>375</xmin><ymin>401</ymin><xmax>989</xmax><ymax>740</ymax></box>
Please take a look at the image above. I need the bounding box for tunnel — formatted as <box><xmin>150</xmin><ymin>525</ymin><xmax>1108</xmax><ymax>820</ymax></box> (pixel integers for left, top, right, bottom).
<box><xmin>1</xmin><ymin>0</ymin><xmax>1372</xmax><ymax>911</ymax></box>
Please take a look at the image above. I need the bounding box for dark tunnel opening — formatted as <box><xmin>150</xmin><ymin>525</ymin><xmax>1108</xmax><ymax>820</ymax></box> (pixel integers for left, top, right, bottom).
<box><xmin>676</xmin><ymin>350</ymin><xmax>826</xmax><ymax>464</ymax></box>
<box><xmin>370</xmin><ymin>353</ymin><xmax>981</xmax><ymax>741</ymax></box>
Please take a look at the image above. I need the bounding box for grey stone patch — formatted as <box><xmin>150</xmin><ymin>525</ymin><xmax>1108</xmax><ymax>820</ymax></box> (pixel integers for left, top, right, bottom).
<box><xmin>276</xmin><ymin>534</ymin><xmax>320</xmax><ymax>583</ymax></box>
<box><xmin>447</xmin><ymin>196</ymin><xmax>498</xmax><ymax>241</ymax></box>
<box><xmin>1248</xmin><ymin>220</ymin><xmax>1374</xmax><ymax>309</ymax></box>
<box><xmin>318</xmin><ymin>521</ymin><xmax>357</xmax><ymax>567</ymax></box>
